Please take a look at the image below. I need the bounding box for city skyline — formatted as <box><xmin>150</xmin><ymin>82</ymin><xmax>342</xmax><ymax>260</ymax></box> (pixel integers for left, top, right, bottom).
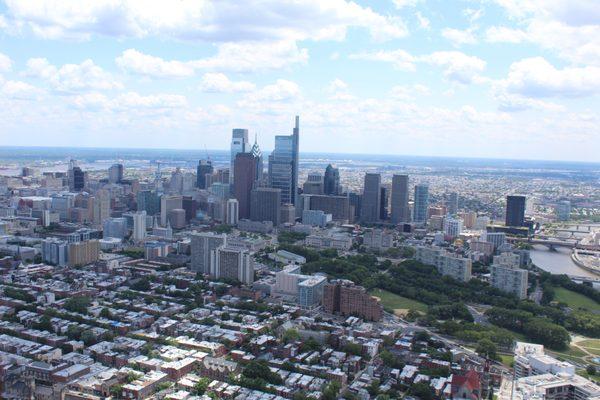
<box><xmin>0</xmin><ymin>1</ymin><xmax>599</xmax><ymax>161</ymax></box>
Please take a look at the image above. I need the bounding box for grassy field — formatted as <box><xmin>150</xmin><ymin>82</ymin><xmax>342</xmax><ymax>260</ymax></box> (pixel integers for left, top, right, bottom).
<box><xmin>499</xmin><ymin>354</ymin><xmax>514</xmax><ymax>368</ymax></box>
<box><xmin>553</xmin><ymin>287</ymin><xmax>599</xmax><ymax>311</ymax></box>
<box><xmin>370</xmin><ymin>288</ymin><xmax>428</xmax><ymax>313</ymax></box>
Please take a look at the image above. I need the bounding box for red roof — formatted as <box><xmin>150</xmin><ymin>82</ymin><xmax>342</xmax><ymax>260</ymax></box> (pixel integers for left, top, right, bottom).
<box><xmin>452</xmin><ymin>370</ymin><xmax>481</xmax><ymax>393</ymax></box>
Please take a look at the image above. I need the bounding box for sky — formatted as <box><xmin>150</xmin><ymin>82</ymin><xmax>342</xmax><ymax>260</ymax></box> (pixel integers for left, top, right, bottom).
<box><xmin>0</xmin><ymin>0</ymin><xmax>598</xmax><ymax>162</ymax></box>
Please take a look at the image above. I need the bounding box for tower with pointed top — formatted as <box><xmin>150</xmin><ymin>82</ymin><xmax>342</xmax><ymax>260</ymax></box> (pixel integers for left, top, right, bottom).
<box><xmin>250</xmin><ymin>133</ymin><xmax>264</xmax><ymax>183</ymax></box>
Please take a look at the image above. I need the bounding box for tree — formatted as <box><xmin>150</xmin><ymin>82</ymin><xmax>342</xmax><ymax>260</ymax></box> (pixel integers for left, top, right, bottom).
<box><xmin>283</xmin><ymin>328</ymin><xmax>300</xmax><ymax>343</ymax></box>
<box><xmin>587</xmin><ymin>365</ymin><xmax>597</xmax><ymax>376</ymax></box>
<box><xmin>99</xmin><ymin>307</ymin><xmax>112</xmax><ymax>319</ymax></box>
<box><xmin>130</xmin><ymin>277</ymin><xmax>151</xmax><ymax>291</ymax></box>
<box><xmin>476</xmin><ymin>339</ymin><xmax>498</xmax><ymax>360</ymax></box>
<box><xmin>80</xmin><ymin>330</ymin><xmax>97</xmax><ymax>346</ymax></box>
<box><xmin>34</xmin><ymin>315</ymin><xmax>53</xmax><ymax>333</ymax></box>
<box><xmin>410</xmin><ymin>382</ymin><xmax>434</xmax><ymax>400</ymax></box>
<box><xmin>64</xmin><ymin>296</ymin><xmax>91</xmax><ymax>314</ymax></box>
<box><xmin>322</xmin><ymin>381</ymin><xmax>341</xmax><ymax>400</ymax></box>
<box><xmin>367</xmin><ymin>379</ymin><xmax>380</xmax><ymax>396</ymax></box>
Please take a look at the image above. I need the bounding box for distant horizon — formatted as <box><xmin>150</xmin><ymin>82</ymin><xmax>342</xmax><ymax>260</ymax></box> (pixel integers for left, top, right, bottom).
<box><xmin>1</xmin><ymin>144</ymin><xmax>599</xmax><ymax>166</ymax></box>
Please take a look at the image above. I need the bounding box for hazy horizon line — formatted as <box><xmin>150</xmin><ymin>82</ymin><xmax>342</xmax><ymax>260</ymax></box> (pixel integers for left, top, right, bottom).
<box><xmin>0</xmin><ymin>144</ymin><xmax>598</xmax><ymax>166</ymax></box>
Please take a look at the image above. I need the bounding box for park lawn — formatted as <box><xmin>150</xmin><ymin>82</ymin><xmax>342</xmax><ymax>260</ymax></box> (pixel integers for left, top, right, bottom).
<box><xmin>550</xmin><ymin>346</ymin><xmax>590</xmax><ymax>365</ymax></box>
<box><xmin>370</xmin><ymin>288</ymin><xmax>428</xmax><ymax>313</ymax></box>
<box><xmin>499</xmin><ymin>354</ymin><xmax>514</xmax><ymax>368</ymax></box>
<box><xmin>580</xmin><ymin>339</ymin><xmax>600</xmax><ymax>348</ymax></box>
<box><xmin>578</xmin><ymin>369</ymin><xmax>600</xmax><ymax>384</ymax></box>
<box><xmin>553</xmin><ymin>287</ymin><xmax>599</xmax><ymax>312</ymax></box>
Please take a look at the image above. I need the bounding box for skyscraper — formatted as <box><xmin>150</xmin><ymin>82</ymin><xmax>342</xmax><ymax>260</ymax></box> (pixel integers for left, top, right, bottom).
<box><xmin>226</xmin><ymin>199</ymin><xmax>239</xmax><ymax>226</ymax></box>
<box><xmin>160</xmin><ymin>195</ymin><xmax>182</xmax><ymax>226</ymax></box>
<box><xmin>413</xmin><ymin>184</ymin><xmax>429</xmax><ymax>223</ymax></box>
<box><xmin>230</xmin><ymin>128</ymin><xmax>249</xmax><ymax>183</ymax></box>
<box><xmin>506</xmin><ymin>195</ymin><xmax>526</xmax><ymax>227</ymax></box>
<box><xmin>197</xmin><ymin>159</ymin><xmax>213</xmax><ymax>189</ymax></box>
<box><xmin>233</xmin><ymin>152</ymin><xmax>257</xmax><ymax>219</ymax></box>
<box><xmin>132</xmin><ymin>211</ymin><xmax>147</xmax><ymax>242</ymax></box>
<box><xmin>68</xmin><ymin>160</ymin><xmax>85</xmax><ymax>191</ymax></box>
<box><xmin>324</xmin><ymin>164</ymin><xmax>340</xmax><ymax>195</ymax></box>
<box><xmin>268</xmin><ymin>116</ymin><xmax>299</xmax><ymax>205</ymax></box>
<box><xmin>108</xmin><ymin>163</ymin><xmax>123</xmax><ymax>184</ymax></box>
<box><xmin>391</xmin><ymin>174</ymin><xmax>409</xmax><ymax>224</ymax></box>
<box><xmin>137</xmin><ymin>190</ymin><xmax>160</xmax><ymax>216</ymax></box>
<box><xmin>211</xmin><ymin>246</ymin><xmax>254</xmax><ymax>284</ymax></box>
<box><xmin>190</xmin><ymin>232</ymin><xmax>227</xmax><ymax>274</ymax></box>
<box><xmin>447</xmin><ymin>192</ymin><xmax>459</xmax><ymax>215</ymax></box>
<box><xmin>250</xmin><ymin>187</ymin><xmax>281</xmax><ymax>226</ymax></box>
<box><xmin>379</xmin><ymin>186</ymin><xmax>388</xmax><ymax>220</ymax></box>
<box><xmin>303</xmin><ymin>172</ymin><xmax>324</xmax><ymax>195</ymax></box>
<box><xmin>250</xmin><ymin>134</ymin><xmax>264</xmax><ymax>183</ymax></box>
<box><xmin>360</xmin><ymin>173</ymin><xmax>381</xmax><ymax>223</ymax></box>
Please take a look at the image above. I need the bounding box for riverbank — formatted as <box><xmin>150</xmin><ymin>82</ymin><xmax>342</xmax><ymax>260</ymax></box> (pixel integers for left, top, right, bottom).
<box><xmin>572</xmin><ymin>250</ymin><xmax>600</xmax><ymax>276</ymax></box>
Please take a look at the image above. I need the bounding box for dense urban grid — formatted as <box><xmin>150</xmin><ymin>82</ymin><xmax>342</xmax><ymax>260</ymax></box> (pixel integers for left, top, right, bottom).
<box><xmin>0</xmin><ymin>116</ymin><xmax>599</xmax><ymax>400</ymax></box>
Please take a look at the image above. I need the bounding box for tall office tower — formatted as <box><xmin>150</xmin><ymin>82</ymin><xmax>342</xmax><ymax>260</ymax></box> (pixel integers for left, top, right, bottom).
<box><xmin>226</xmin><ymin>199</ymin><xmax>239</xmax><ymax>226</ymax></box>
<box><xmin>68</xmin><ymin>160</ymin><xmax>85</xmax><ymax>191</ymax></box>
<box><xmin>230</xmin><ymin>128</ymin><xmax>249</xmax><ymax>183</ymax></box>
<box><xmin>303</xmin><ymin>172</ymin><xmax>324</xmax><ymax>195</ymax></box>
<box><xmin>160</xmin><ymin>194</ymin><xmax>183</xmax><ymax>226</ymax></box>
<box><xmin>391</xmin><ymin>174</ymin><xmax>409</xmax><ymax>224</ymax></box>
<box><xmin>447</xmin><ymin>192</ymin><xmax>459</xmax><ymax>215</ymax></box>
<box><xmin>555</xmin><ymin>200</ymin><xmax>571</xmax><ymax>222</ymax></box>
<box><xmin>169</xmin><ymin>168</ymin><xmax>184</xmax><ymax>194</ymax></box>
<box><xmin>108</xmin><ymin>163</ymin><xmax>123</xmax><ymax>184</ymax></box>
<box><xmin>324</xmin><ymin>164</ymin><xmax>340</xmax><ymax>195</ymax></box>
<box><xmin>68</xmin><ymin>240</ymin><xmax>100</xmax><ymax>267</ymax></box>
<box><xmin>103</xmin><ymin>217</ymin><xmax>128</xmax><ymax>239</ymax></box>
<box><xmin>268</xmin><ymin>116</ymin><xmax>300</xmax><ymax>205</ymax></box>
<box><xmin>41</xmin><ymin>238</ymin><xmax>69</xmax><ymax>266</ymax></box>
<box><xmin>379</xmin><ymin>186</ymin><xmax>388</xmax><ymax>220</ymax></box>
<box><xmin>307</xmin><ymin>194</ymin><xmax>351</xmax><ymax>222</ymax></box>
<box><xmin>137</xmin><ymin>190</ymin><xmax>160</xmax><ymax>215</ymax></box>
<box><xmin>132</xmin><ymin>211</ymin><xmax>147</xmax><ymax>241</ymax></box>
<box><xmin>182</xmin><ymin>196</ymin><xmax>197</xmax><ymax>222</ymax></box>
<box><xmin>413</xmin><ymin>184</ymin><xmax>429</xmax><ymax>223</ymax></box>
<box><xmin>197</xmin><ymin>159</ymin><xmax>213</xmax><ymax>189</ymax></box>
<box><xmin>349</xmin><ymin>192</ymin><xmax>362</xmax><ymax>219</ymax></box>
<box><xmin>233</xmin><ymin>153</ymin><xmax>258</xmax><ymax>219</ymax></box>
<box><xmin>506</xmin><ymin>195</ymin><xmax>526</xmax><ymax>227</ymax></box>
<box><xmin>92</xmin><ymin>189</ymin><xmax>111</xmax><ymax>225</ymax></box>
<box><xmin>250</xmin><ymin>187</ymin><xmax>281</xmax><ymax>226</ymax></box>
<box><xmin>360</xmin><ymin>173</ymin><xmax>381</xmax><ymax>223</ymax></box>
<box><xmin>250</xmin><ymin>135</ymin><xmax>264</xmax><ymax>183</ymax></box>
<box><xmin>211</xmin><ymin>246</ymin><xmax>254</xmax><ymax>284</ymax></box>
<box><xmin>190</xmin><ymin>232</ymin><xmax>227</xmax><ymax>274</ymax></box>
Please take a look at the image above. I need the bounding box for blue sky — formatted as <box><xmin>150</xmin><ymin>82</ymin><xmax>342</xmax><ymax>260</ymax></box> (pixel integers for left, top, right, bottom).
<box><xmin>0</xmin><ymin>0</ymin><xmax>598</xmax><ymax>161</ymax></box>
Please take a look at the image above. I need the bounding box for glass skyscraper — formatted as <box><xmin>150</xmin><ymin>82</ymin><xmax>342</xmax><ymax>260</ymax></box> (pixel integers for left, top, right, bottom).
<box><xmin>413</xmin><ymin>184</ymin><xmax>429</xmax><ymax>223</ymax></box>
<box><xmin>268</xmin><ymin>116</ymin><xmax>299</xmax><ymax>205</ymax></box>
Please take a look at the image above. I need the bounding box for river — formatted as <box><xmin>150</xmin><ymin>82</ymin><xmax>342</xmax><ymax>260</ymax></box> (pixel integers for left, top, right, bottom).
<box><xmin>530</xmin><ymin>245</ymin><xmax>599</xmax><ymax>278</ymax></box>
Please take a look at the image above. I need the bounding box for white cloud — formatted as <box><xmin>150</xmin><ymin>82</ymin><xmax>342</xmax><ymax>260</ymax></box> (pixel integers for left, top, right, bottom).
<box><xmin>72</xmin><ymin>91</ymin><xmax>187</xmax><ymax>112</ymax></box>
<box><xmin>463</xmin><ymin>8</ymin><xmax>484</xmax><ymax>23</ymax></box>
<box><xmin>243</xmin><ymin>79</ymin><xmax>300</xmax><ymax>103</ymax></box>
<box><xmin>25</xmin><ymin>58</ymin><xmax>121</xmax><ymax>92</ymax></box>
<box><xmin>116</xmin><ymin>49</ymin><xmax>195</xmax><ymax>78</ymax></box>
<box><xmin>326</xmin><ymin>78</ymin><xmax>355</xmax><ymax>101</ymax></box>
<box><xmin>422</xmin><ymin>51</ymin><xmax>486</xmax><ymax>84</ymax></box>
<box><xmin>0</xmin><ymin>52</ymin><xmax>12</xmax><ymax>72</ymax></box>
<box><xmin>495</xmin><ymin>93</ymin><xmax>565</xmax><ymax>112</ymax></box>
<box><xmin>1</xmin><ymin>80</ymin><xmax>44</xmax><ymax>100</ymax></box>
<box><xmin>3</xmin><ymin>0</ymin><xmax>408</xmax><ymax>42</ymax></box>
<box><xmin>349</xmin><ymin>49</ymin><xmax>416</xmax><ymax>71</ymax></box>
<box><xmin>501</xmin><ymin>57</ymin><xmax>600</xmax><ymax>97</ymax></box>
<box><xmin>415</xmin><ymin>12</ymin><xmax>430</xmax><ymax>30</ymax></box>
<box><xmin>199</xmin><ymin>73</ymin><xmax>255</xmax><ymax>93</ymax></box>
<box><xmin>117</xmin><ymin>41</ymin><xmax>308</xmax><ymax>77</ymax></box>
<box><xmin>390</xmin><ymin>84</ymin><xmax>430</xmax><ymax>100</ymax></box>
<box><xmin>442</xmin><ymin>28</ymin><xmax>477</xmax><ymax>46</ymax></box>
<box><xmin>393</xmin><ymin>0</ymin><xmax>420</xmax><ymax>8</ymax></box>
<box><xmin>485</xmin><ymin>26</ymin><xmax>527</xmax><ymax>43</ymax></box>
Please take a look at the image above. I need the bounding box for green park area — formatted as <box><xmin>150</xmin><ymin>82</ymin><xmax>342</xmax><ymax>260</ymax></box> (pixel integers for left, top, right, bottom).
<box><xmin>370</xmin><ymin>288</ymin><xmax>428</xmax><ymax>315</ymax></box>
<box><xmin>553</xmin><ymin>287</ymin><xmax>599</xmax><ymax>312</ymax></box>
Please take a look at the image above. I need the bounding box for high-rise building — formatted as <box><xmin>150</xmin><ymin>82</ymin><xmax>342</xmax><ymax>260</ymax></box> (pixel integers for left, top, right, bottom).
<box><xmin>68</xmin><ymin>160</ymin><xmax>86</xmax><ymax>191</ymax></box>
<box><xmin>413</xmin><ymin>184</ymin><xmax>429</xmax><ymax>223</ymax></box>
<box><xmin>169</xmin><ymin>168</ymin><xmax>184</xmax><ymax>194</ymax></box>
<box><xmin>379</xmin><ymin>186</ymin><xmax>388</xmax><ymax>220</ymax></box>
<box><xmin>160</xmin><ymin>195</ymin><xmax>183</xmax><ymax>226</ymax></box>
<box><xmin>137</xmin><ymin>190</ymin><xmax>160</xmax><ymax>216</ymax></box>
<box><xmin>415</xmin><ymin>246</ymin><xmax>472</xmax><ymax>282</ymax></box>
<box><xmin>444</xmin><ymin>217</ymin><xmax>463</xmax><ymax>238</ymax></box>
<box><xmin>391</xmin><ymin>174</ymin><xmax>410</xmax><ymax>224</ymax></box>
<box><xmin>197</xmin><ymin>159</ymin><xmax>213</xmax><ymax>189</ymax></box>
<box><xmin>233</xmin><ymin>152</ymin><xmax>258</xmax><ymax>220</ymax></box>
<box><xmin>41</xmin><ymin>238</ymin><xmax>68</xmax><ymax>266</ymax></box>
<box><xmin>108</xmin><ymin>163</ymin><xmax>124</xmax><ymax>184</ymax></box>
<box><xmin>323</xmin><ymin>280</ymin><xmax>383</xmax><ymax>321</ymax></box>
<box><xmin>103</xmin><ymin>217</ymin><xmax>128</xmax><ymax>239</ymax></box>
<box><xmin>230</xmin><ymin>128</ymin><xmax>249</xmax><ymax>183</ymax></box>
<box><xmin>68</xmin><ymin>240</ymin><xmax>100</xmax><ymax>267</ymax></box>
<box><xmin>182</xmin><ymin>196</ymin><xmax>197</xmax><ymax>223</ymax></box>
<box><xmin>324</xmin><ymin>164</ymin><xmax>340</xmax><ymax>195</ymax></box>
<box><xmin>303</xmin><ymin>172</ymin><xmax>324</xmax><ymax>195</ymax></box>
<box><xmin>447</xmin><ymin>192</ymin><xmax>459</xmax><ymax>215</ymax></box>
<box><xmin>506</xmin><ymin>195</ymin><xmax>526</xmax><ymax>227</ymax></box>
<box><xmin>132</xmin><ymin>211</ymin><xmax>147</xmax><ymax>242</ymax></box>
<box><xmin>250</xmin><ymin>187</ymin><xmax>281</xmax><ymax>226</ymax></box>
<box><xmin>226</xmin><ymin>199</ymin><xmax>239</xmax><ymax>226</ymax></box>
<box><xmin>91</xmin><ymin>190</ymin><xmax>111</xmax><ymax>225</ymax></box>
<box><xmin>305</xmin><ymin>194</ymin><xmax>351</xmax><ymax>222</ymax></box>
<box><xmin>555</xmin><ymin>200</ymin><xmax>571</xmax><ymax>222</ymax></box>
<box><xmin>249</xmin><ymin>134</ymin><xmax>264</xmax><ymax>183</ymax></box>
<box><xmin>190</xmin><ymin>232</ymin><xmax>227</xmax><ymax>274</ymax></box>
<box><xmin>268</xmin><ymin>116</ymin><xmax>300</xmax><ymax>205</ymax></box>
<box><xmin>168</xmin><ymin>209</ymin><xmax>186</xmax><ymax>229</ymax></box>
<box><xmin>211</xmin><ymin>246</ymin><xmax>254</xmax><ymax>284</ymax></box>
<box><xmin>491</xmin><ymin>253</ymin><xmax>528</xmax><ymax>299</ymax></box>
<box><xmin>360</xmin><ymin>173</ymin><xmax>381</xmax><ymax>223</ymax></box>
